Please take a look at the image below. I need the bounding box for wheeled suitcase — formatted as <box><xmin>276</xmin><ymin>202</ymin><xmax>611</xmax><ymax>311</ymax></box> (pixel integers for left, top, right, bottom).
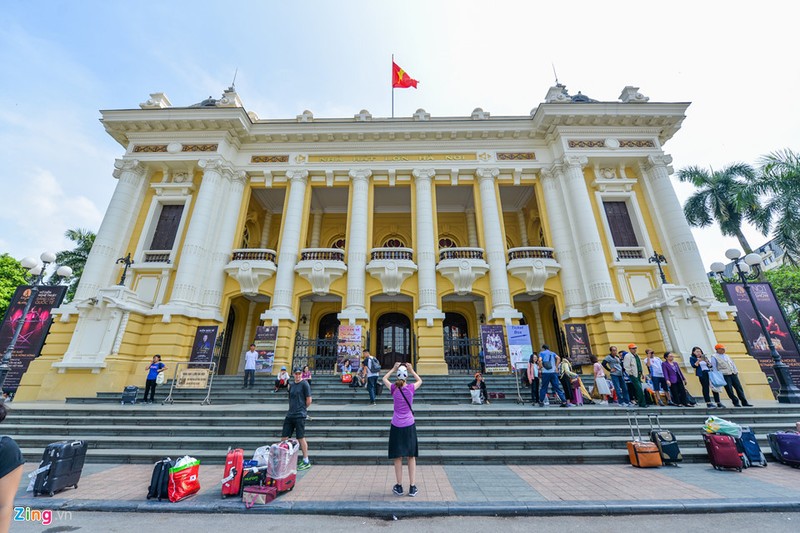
<box><xmin>648</xmin><ymin>414</ymin><xmax>682</xmax><ymax>465</ymax></box>
<box><xmin>737</xmin><ymin>427</ymin><xmax>767</xmax><ymax>467</ymax></box>
<box><xmin>703</xmin><ymin>433</ymin><xmax>743</xmax><ymax>471</ymax></box>
<box><xmin>266</xmin><ymin>439</ymin><xmax>299</xmax><ymax>491</ymax></box>
<box><xmin>767</xmin><ymin>431</ymin><xmax>800</xmax><ymax>467</ymax></box>
<box><xmin>121</xmin><ymin>385</ymin><xmax>139</xmax><ymax>405</ymax></box>
<box><xmin>626</xmin><ymin>413</ymin><xmax>662</xmax><ymax>468</ymax></box>
<box><xmin>241</xmin><ymin>461</ymin><xmax>268</xmax><ymax>489</ymax></box>
<box><xmin>147</xmin><ymin>457</ymin><xmax>175</xmax><ymax>501</ymax></box>
<box><xmin>32</xmin><ymin>440</ymin><xmax>88</xmax><ymax>496</ymax></box>
<box><xmin>221</xmin><ymin>448</ymin><xmax>244</xmax><ymax>498</ymax></box>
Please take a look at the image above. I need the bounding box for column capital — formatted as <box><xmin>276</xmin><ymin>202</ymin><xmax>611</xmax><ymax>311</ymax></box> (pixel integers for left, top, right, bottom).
<box><xmin>198</xmin><ymin>157</ymin><xmax>231</xmax><ymax>172</ymax></box>
<box><xmin>412</xmin><ymin>168</ymin><xmax>436</xmax><ymax>181</ymax></box>
<box><xmin>645</xmin><ymin>154</ymin><xmax>674</xmax><ymax>171</ymax></box>
<box><xmin>112</xmin><ymin>159</ymin><xmax>145</xmax><ymax>179</ymax></box>
<box><xmin>475</xmin><ymin>167</ymin><xmax>499</xmax><ymax>181</ymax></box>
<box><xmin>348</xmin><ymin>169</ymin><xmax>372</xmax><ymax>182</ymax></box>
<box><xmin>230</xmin><ymin>170</ymin><xmax>248</xmax><ymax>185</ymax></box>
<box><xmin>560</xmin><ymin>155</ymin><xmax>589</xmax><ymax>170</ymax></box>
<box><xmin>539</xmin><ymin>168</ymin><xmax>554</xmax><ymax>181</ymax></box>
<box><xmin>286</xmin><ymin>169</ymin><xmax>309</xmax><ymax>183</ymax></box>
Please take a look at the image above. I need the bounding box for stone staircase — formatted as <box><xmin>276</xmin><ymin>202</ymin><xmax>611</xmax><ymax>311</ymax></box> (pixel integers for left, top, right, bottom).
<box><xmin>5</xmin><ymin>375</ymin><xmax>798</xmax><ymax>466</ymax></box>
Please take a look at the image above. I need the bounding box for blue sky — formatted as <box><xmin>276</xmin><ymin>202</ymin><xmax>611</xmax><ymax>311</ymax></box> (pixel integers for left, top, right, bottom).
<box><xmin>1</xmin><ymin>0</ymin><xmax>798</xmax><ymax>268</ymax></box>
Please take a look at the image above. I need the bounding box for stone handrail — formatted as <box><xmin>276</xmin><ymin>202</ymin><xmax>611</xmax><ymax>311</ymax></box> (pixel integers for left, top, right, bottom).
<box><xmin>370</xmin><ymin>247</ymin><xmax>414</xmax><ymax>261</ymax></box>
<box><xmin>300</xmin><ymin>248</ymin><xmax>345</xmax><ymax>262</ymax></box>
<box><xmin>507</xmin><ymin>247</ymin><xmax>556</xmax><ymax>261</ymax></box>
<box><xmin>439</xmin><ymin>247</ymin><xmax>485</xmax><ymax>261</ymax></box>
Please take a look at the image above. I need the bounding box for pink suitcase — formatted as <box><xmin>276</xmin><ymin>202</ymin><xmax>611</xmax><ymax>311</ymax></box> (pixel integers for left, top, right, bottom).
<box><xmin>704</xmin><ymin>433</ymin><xmax>743</xmax><ymax>471</ymax></box>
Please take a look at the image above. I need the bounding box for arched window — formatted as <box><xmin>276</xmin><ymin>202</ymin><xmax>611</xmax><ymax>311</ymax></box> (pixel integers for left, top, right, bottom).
<box><xmin>330</xmin><ymin>237</ymin><xmax>346</xmax><ymax>249</ymax></box>
<box><xmin>443</xmin><ymin>312</ymin><xmax>468</xmax><ymax>338</ymax></box>
<box><xmin>438</xmin><ymin>236</ymin><xmax>458</xmax><ymax>248</ymax></box>
<box><xmin>383</xmin><ymin>237</ymin><xmax>405</xmax><ymax>248</ymax></box>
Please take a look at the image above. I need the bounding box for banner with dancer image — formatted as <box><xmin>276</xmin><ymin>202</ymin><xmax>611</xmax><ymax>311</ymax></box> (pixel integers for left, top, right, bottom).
<box><xmin>253</xmin><ymin>326</ymin><xmax>277</xmax><ymax>373</ymax></box>
<box><xmin>336</xmin><ymin>324</ymin><xmax>362</xmax><ymax>372</ymax></box>
<box><xmin>507</xmin><ymin>325</ymin><xmax>533</xmax><ymax>369</ymax></box>
<box><xmin>722</xmin><ymin>282</ymin><xmax>800</xmax><ymax>390</ymax></box>
<box><xmin>0</xmin><ymin>285</ymin><xmax>66</xmax><ymax>391</ymax></box>
<box><xmin>480</xmin><ymin>324</ymin><xmax>509</xmax><ymax>373</ymax></box>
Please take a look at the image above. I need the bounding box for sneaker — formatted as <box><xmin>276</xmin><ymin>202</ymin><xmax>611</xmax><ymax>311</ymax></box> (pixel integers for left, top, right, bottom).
<box><xmin>560</xmin><ymin>403</ymin><xmax>569</xmax><ymax>408</ymax></box>
<box><xmin>716</xmin><ymin>403</ymin><xmax>725</xmax><ymax>408</ymax></box>
<box><xmin>742</xmin><ymin>403</ymin><xmax>753</xmax><ymax>407</ymax></box>
<box><xmin>392</xmin><ymin>484</ymin><xmax>404</xmax><ymax>496</ymax></box>
<box><xmin>408</xmin><ymin>485</ymin><xmax>418</xmax><ymax>497</ymax></box>
<box><xmin>370</xmin><ymin>402</ymin><xmax>377</xmax><ymax>406</ymax></box>
<box><xmin>298</xmin><ymin>460</ymin><xmax>311</xmax><ymax>471</ymax></box>
<box><xmin>599</xmin><ymin>400</ymin><xmax>608</xmax><ymax>405</ymax></box>
<box><xmin>707</xmin><ymin>403</ymin><xmax>716</xmax><ymax>409</ymax></box>
<box><xmin>537</xmin><ymin>402</ymin><xmax>545</xmax><ymax>407</ymax></box>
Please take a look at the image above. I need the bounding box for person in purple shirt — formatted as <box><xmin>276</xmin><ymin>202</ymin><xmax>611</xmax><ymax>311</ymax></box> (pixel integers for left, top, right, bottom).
<box><xmin>661</xmin><ymin>352</ymin><xmax>691</xmax><ymax>407</ymax></box>
<box><xmin>382</xmin><ymin>362</ymin><xmax>422</xmax><ymax>498</ymax></box>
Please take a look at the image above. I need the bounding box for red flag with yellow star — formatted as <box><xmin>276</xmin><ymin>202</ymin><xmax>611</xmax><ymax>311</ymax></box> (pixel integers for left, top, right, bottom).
<box><xmin>392</xmin><ymin>61</ymin><xmax>418</xmax><ymax>89</ymax></box>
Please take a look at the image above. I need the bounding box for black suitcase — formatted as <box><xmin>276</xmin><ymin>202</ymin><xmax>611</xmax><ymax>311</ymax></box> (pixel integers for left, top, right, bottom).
<box><xmin>648</xmin><ymin>414</ymin><xmax>682</xmax><ymax>464</ymax></box>
<box><xmin>121</xmin><ymin>385</ymin><xmax>139</xmax><ymax>405</ymax></box>
<box><xmin>33</xmin><ymin>440</ymin><xmax>88</xmax><ymax>496</ymax></box>
<box><xmin>147</xmin><ymin>457</ymin><xmax>175</xmax><ymax>501</ymax></box>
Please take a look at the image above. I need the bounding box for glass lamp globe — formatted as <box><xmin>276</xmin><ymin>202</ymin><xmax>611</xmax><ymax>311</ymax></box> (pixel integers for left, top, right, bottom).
<box><xmin>744</xmin><ymin>253</ymin><xmax>763</xmax><ymax>266</ymax></box>
<box><xmin>725</xmin><ymin>249</ymin><xmax>742</xmax><ymax>260</ymax></box>
<box><xmin>40</xmin><ymin>251</ymin><xmax>57</xmax><ymax>264</ymax></box>
<box><xmin>739</xmin><ymin>263</ymin><xmax>751</xmax><ymax>274</ymax></box>
<box><xmin>20</xmin><ymin>256</ymin><xmax>38</xmax><ymax>269</ymax></box>
<box><xmin>29</xmin><ymin>265</ymin><xmax>43</xmax><ymax>276</ymax></box>
<box><xmin>710</xmin><ymin>262</ymin><xmax>726</xmax><ymax>273</ymax></box>
<box><xmin>56</xmin><ymin>266</ymin><xmax>73</xmax><ymax>278</ymax></box>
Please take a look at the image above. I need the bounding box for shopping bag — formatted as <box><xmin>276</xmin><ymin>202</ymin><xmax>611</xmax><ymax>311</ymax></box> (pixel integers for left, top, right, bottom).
<box><xmin>168</xmin><ymin>456</ymin><xmax>201</xmax><ymax>502</ymax></box>
<box><xmin>709</xmin><ymin>369</ymin><xmax>726</xmax><ymax>388</ymax></box>
<box><xmin>242</xmin><ymin>485</ymin><xmax>277</xmax><ymax>508</ymax></box>
<box><xmin>341</xmin><ymin>373</ymin><xmax>353</xmax><ymax>384</ymax></box>
<box><xmin>470</xmin><ymin>389</ymin><xmax>482</xmax><ymax>404</ymax></box>
<box><xmin>703</xmin><ymin>416</ymin><xmax>743</xmax><ymax>438</ymax></box>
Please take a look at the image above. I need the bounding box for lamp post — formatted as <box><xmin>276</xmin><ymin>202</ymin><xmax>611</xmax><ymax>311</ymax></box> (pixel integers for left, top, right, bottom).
<box><xmin>648</xmin><ymin>250</ymin><xmax>668</xmax><ymax>285</ymax></box>
<box><xmin>710</xmin><ymin>248</ymin><xmax>800</xmax><ymax>404</ymax></box>
<box><xmin>0</xmin><ymin>252</ymin><xmax>72</xmax><ymax>398</ymax></box>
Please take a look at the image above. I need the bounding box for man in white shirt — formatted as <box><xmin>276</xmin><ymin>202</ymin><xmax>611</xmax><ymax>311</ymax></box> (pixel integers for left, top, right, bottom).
<box><xmin>712</xmin><ymin>344</ymin><xmax>752</xmax><ymax>407</ymax></box>
<box><xmin>243</xmin><ymin>343</ymin><xmax>258</xmax><ymax>389</ymax></box>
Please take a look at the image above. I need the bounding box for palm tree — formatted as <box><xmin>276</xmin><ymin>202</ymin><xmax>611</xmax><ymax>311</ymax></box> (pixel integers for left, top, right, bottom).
<box><xmin>676</xmin><ymin>163</ymin><xmax>761</xmax><ymax>254</ymax></box>
<box><xmin>48</xmin><ymin>228</ymin><xmax>96</xmax><ymax>302</ymax></box>
<box><xmin>754</xmin><ymin>149</ymin><xmax>800</xmax><ymax>265</ymax></box>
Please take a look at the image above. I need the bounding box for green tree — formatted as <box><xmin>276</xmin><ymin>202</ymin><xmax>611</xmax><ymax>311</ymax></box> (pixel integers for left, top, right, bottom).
<box><xmin>677</xmin><ymin>163</ymin><xmax>762</xmax><ymax>254</ymax></box>
<box><xmin>708</xmin><ymin>276</ymin><xmax>727</xmax><ymax>303</ymax></box>
<box><xmin>754</xmin><ymin>149</ymin><xmax>800</xmax><ymax>264</ymax></box>
<box><xmin>0</xmin><ymin>254</ymin><xmax>29</xmax><ymax>318</ymax></box>
<box><xmin>48</xmin><ymin>228</ymin><xmax>96</xmax><ymax>302</ymax></box>
<box><xmin>764</xmin><ymin>265</ymin><xmax>800</xmax><ymax>339</ymax></box>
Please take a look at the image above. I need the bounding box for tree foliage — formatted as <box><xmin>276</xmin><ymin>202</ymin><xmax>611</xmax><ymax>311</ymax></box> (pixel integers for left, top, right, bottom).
<box><xmin>0</xmin><ymin>254</ymin><xmax>29</xmax><ymax>319</ymax></box>
<box><xmin>753</xmin><ymin>149</ymin><xmax>800</xmax><ymax>264</ymax></box>
<box><xmin>47</xmin><ymin>228</ymin><xmax>96</xmax><ymax>302</ymax></box>
<box><xmin>764</xmin><ymin>266</ymin><xmax>800</xmax><ymax>338</ymax></box>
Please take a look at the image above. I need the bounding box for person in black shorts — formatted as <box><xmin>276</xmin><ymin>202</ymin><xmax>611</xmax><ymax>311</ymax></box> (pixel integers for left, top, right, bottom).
<box><xmin>0</xmin><ymin>402</ymin><xmax>24</xmax><ymax>532</ymax></box>
<box><xmin>282</xmin><ymin>368</ymin><xmax>313</xmax><ymax>470</ymax></box>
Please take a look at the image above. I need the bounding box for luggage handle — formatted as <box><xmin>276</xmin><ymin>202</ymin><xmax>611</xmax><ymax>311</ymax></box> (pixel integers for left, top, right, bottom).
<box><xmin>647</xmin><ymin>413</ymin><xmax>663</xmax><ymax>432</ymax></box>
<box><xmin>627</xmin><ymin>411</ymin><xmax>643</xmax><ymax>442</ymax></box>
<box><xmin>221</xmin><ymin>467</ymin><xmax>237</xmax><ymax>484</ymax></box>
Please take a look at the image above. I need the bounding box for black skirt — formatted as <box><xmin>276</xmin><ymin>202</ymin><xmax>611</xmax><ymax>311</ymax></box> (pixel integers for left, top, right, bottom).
<box><xmin>388</xmin><ymin>423</ymin><xmax>419</xmax><ymax>459</ymax></box>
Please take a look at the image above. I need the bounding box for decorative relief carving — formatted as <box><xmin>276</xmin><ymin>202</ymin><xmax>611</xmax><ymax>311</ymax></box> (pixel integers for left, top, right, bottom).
<box><xmin>497</xmin><ymin>152</ymin><xmax>536</xmax><ymax>161</ymax></box>
<box><xmin>182</xmin><ymin>144</ymin><xmax>218</xmax><ymax>152</ymax></box>
<box><xmin>294</xmin><ymin>154</ymin><xmax>307</xmax><ymax>164</ymax></box>
<box><xmin>568</xmin><ymin>140</ymin><xmax>604</xmax><ymax>148</ymax></box>
<box><xmin>133</xmin><ymin>145</ymin><xmax>168</xmax><ymax>153</ymax></box>
<box><xmin>478</xmin><ymin>152</ymin><xmax>492</xmax><ymax>162</ymax></box>
<box><xmin>620</xmin><ymin>140</ymin><xmax>655</xmax><ymax>148</ymax></box>
<box><xmin>251</xmin><ymin>155</ymin><xmax>290</xmax><ymax>163</ymax></box>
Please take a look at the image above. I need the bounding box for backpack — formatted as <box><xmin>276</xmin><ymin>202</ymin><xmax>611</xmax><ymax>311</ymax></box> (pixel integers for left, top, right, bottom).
<box><xmin>542</xmin><ymin>352</ymin><xmax>554</xmax><ymax>371</ymax></box>
<box><xmin>147</xmin><ymin>457</ymin><xmax>175</xmax><ymax>501</ymax></box>
<box><xmin>367</xmin><ymin>357</ymin><xmax>381</xmax><ymax>374</ymax></box>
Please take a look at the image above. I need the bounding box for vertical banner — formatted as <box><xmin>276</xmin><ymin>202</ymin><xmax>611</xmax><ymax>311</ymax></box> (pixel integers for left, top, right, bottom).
<box><xmin>565</xmin><ymin>323</ymin><xmax>592</xmax><ymax>366</ymax></box>
<box><xmin>336</xmin><ymin>325</ymin><xmax>362</xmax><ymax>371</ymax></box>
<box><xmin>722</xmin><ymin>282</ymin><xmax>800</xmax><ymax>390</ymax></box>
<box><xmin>189</xmin><ymin>325</ymin><xmax>218</xmax><ymax>367</ymax></box>
<box><xmin>253</xmin><ymin>326</ymin><xmax>277</xmax><ymax>373</ymax></box>
<box><xmin>0</xmin><ymin>285</ymin><xmax>66</xmax><ymax>391</ymax></box>
<box><xmin>507</xmin><ymin>325</ymin><xmax>533</xmax><ymax>369</ymax></box>
<box><xmin>480</xmin><ymin>324</ymin><xmax>509</xmax><ymax>373</ymax></box>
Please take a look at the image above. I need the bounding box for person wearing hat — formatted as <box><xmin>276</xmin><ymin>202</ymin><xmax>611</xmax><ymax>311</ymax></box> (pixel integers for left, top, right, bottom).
<box><xmin>711</xmin><ymin>344</ymin><xmax>752</xmax><ymax>407</ymax></box>
<box><xmin>281</xmin><ymin>368</ymin><xmax>312</xmax><ymax>470</ymax></box>
<box><xmin>382</xmin><ymin>362</ymin><xmax>422</xmax><ymax>497</ymax></box>
<box><xmin>622</xmin><ymin>344</ymin><xmax>647</xmax><ymax>408</ymax></box>
<box><xmin>274</xmin><ymin>366</ymin><xmax>290</xmax><ymax>393</ymax></box>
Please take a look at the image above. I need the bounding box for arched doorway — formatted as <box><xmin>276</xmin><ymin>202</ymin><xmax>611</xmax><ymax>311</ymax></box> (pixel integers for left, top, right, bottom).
<box><xmin>377</xmin><ymin>313</ymin><xmax>411</xmax><ymax>368</ymax></box>
<box><xmin>551</xmin><ymin>307</ymin><xmax>567</xmax><ymax>359</ymax></box>
<box><xmin>316</xmin><ymin>313</ymin><xmax>340</xmax><ymax>372</ymax></box>
<box><xmin>443</xmin><ymin>312</ymin><xmax>479</xmax><ymax>373</ymax></box>
<box><xmin>218</xmin><ymin>306</ymin><xmax>235</xmax><ymax>374</ymax></box>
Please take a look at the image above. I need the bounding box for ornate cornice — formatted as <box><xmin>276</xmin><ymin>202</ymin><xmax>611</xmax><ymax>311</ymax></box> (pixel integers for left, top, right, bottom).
<box><xmin>251</xmin><ymin>155</ymin><xmax>289</xmax><ymax>163</ymax></box>
<box><xmin>133</xmin><ymin>144</ymin><xmax>168</xmax><ymax>153</ymax></box>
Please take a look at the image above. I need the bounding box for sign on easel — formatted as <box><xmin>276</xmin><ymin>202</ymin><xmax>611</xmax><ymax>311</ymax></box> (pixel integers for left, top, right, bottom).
<box><xmin>176</xmin><ymin>368</ymin><xmax>210</xmax><ymax>389</ymax></box>
<box><xmin>507</xmin><ymin>325</ymin><xmax>533</xmax><ymax>369</ymax></box>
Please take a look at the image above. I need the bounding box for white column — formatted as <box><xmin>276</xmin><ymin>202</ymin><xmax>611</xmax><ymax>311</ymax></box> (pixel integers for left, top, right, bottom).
<box><xmin>517</xmin><ymin>210</ymin><xmax>529</xmax><ymax>247</ymax></box>
<box><xmin>531</xmin><ymin>300</ymin><xmax>545</xmax><ymax>348</ymax></box>
<box><xmin>339</xmin><ymin>169</ymin><xmax>371</xmax><ymax>323</ymax></box>
<box><xmin>641</xmin><ymin>155</ymin><xmax>715</xmax><ymax>299</ymax></box>
<box><xmin>309</xmin><ymin>211</ymin><xmax>323</xmax><ymax>248</ymax></box>
<box><xmin>465</xmin><ymin>208</ymin><xmax>478</xmax><ymax>247</ymax></box>
<box><xmin>476</xmin><ymin>167</ymin><xmax>522</xmax><ymax>322</ymax></box>
<box><xmin>556</xmin><ymin>156</ymin><xmax>616</xmax><ymax>304</ymax></box>
<box><xmin>75</xmin><ymin>159</ymin><xmax>147</xmax><ymax>301</ymax></box>
<box><xmin>412</xmin><ymin>169</ymin><xmax>445</xmax><ymax>324</ymax></box>
<box><xmin>259</xmin><ymin>209</ymin><xmax>272</xmax><ymax>248</ymax></box>
<box><xmin>540</xmin><ymin>168</ymin><xmax>585</xmax><ymax>309</ymax></box>
<box><xmin>169</xmin><ymin>158</ymin><xmax>228</xmax><ymax>306</ymax></box>
<box><xmin>262</xmin><ymin>170</ymin><xmax>309</xmax><ymax>322</ymax></box>
<box><xmin>201</xmin><ymin>170</ymin><xmax>248</xmax><ymax>311</ymax></box>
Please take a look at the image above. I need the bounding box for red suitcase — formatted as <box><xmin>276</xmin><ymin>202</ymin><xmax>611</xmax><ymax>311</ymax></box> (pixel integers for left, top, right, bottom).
<box><xmin>703</xmin><ymin>433</ymin><xmax>743</xmax><ymax>471</ymax></box>
<box><xmin>221</xmin><ymin>448</ymin><xmax>244</xmax><ymax>497</ymax></box>
<box><xmin>266</xmin><ymin>473</ymin><xmax>296</xmax><ymax>492</ymax></box>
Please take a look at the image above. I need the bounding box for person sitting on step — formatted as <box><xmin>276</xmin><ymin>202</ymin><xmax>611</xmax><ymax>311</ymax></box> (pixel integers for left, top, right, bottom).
<box><xmin>274</xmin><ymin>366</ymin><xmax>290</xmax><ymax>393</ymax></box>
<box><xmin>468</xmin><ymin>372</ymin><xmax>489</xmax><ymax>404</ymax></box>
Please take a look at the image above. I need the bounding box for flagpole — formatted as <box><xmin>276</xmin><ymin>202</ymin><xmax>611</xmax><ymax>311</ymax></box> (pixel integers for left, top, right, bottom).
<box><xmin>391</xmin><ymin>54</ymin><xmax>395</xmax><ymax>118</ymax></box>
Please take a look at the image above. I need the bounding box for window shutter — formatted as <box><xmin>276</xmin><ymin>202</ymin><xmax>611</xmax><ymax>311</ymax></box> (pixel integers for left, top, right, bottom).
<box><xmin>603</xmin><ymin>201</ymin><xmax>639</xmax><ymax>247</ymax></box>
<box><xmin>149</xmin><ymin>204</ymin><xmax>184</xmax><ymax>250</ymax></box>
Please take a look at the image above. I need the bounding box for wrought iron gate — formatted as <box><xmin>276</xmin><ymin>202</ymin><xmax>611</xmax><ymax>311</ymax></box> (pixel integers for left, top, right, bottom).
<box><xmin>292</xmin><ymin>332</ymin><xmax>339</xmax><ymax>374</ymax></box>
<box><xmin>443</xmin><ymin>335</ymin><xmax>482</xmax><ymax>374</ymax></box>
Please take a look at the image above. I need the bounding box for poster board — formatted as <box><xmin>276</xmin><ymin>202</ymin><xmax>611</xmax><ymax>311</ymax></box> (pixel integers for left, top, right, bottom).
<box><xmin>565</xmin><ymin>323</ymin><xmax>592</xmax><ymax>366</ymax></box>
<box><xmin>336</xmin><ymin>325</ymin><xmax>362</xmax><ymax>372</ymax></box>
<box><xmin>507</xmin><ymin>325</ymin><xmax>533</xmax><ymax>369</ymax></box>
<box><xmin>480</xmin><ymin>324</ymin><xmax>509</xmax><ymax>373</ymax></box>
<box><xmin>253</xmin><ymin>326</ymin><xmax>277</xmax><ymax>373</ymax></box>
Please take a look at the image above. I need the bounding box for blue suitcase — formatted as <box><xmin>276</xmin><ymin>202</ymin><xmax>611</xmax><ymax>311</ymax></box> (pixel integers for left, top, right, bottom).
<box><xmin>737</xmin><ymin>426</ymin><xmax>767</xmax><ymax>467</ymax></box>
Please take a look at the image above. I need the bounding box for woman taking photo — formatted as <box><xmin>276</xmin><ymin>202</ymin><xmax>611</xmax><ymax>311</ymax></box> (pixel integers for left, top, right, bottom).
<box><xmin>382</xmin><ymin>362</ymin><xmax>422</xmax><ymax>497</ymax></box>
<box><xmin>690</xmin><ymin>346</ymin><xmax>723</xmax><ymax>409</ymax></box>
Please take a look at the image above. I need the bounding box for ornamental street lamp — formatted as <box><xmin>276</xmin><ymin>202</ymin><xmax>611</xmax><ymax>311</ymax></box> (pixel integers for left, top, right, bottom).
<box><xmin>710</xmin><ymin>248</ymin><xmax>800</xmax><ymax>404</ymax></box>
<box><xmin>0</xmin><ymin>252</ymin><xmax>72</xmax><ymax>399</ymax></box>
<box><xmin>648</xmin><ymin>250</ymin><xmax>668</xmax><ymax>285</ymax></box>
